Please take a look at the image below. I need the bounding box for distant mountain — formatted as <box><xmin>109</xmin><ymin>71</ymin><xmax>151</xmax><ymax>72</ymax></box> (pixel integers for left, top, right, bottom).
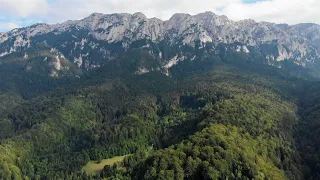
<box><xmin>3</xmin><ymin>11</ymin><xmax>320</xmax><ymax>180</ymax></box>
<box><xmin>1</xmin><ymin>11</ymin><xmax>320</xmax><ymax>78</ymax></box>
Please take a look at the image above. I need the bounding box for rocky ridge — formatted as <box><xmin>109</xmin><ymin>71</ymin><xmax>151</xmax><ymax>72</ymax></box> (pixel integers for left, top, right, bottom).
<box><xmin>1</xmin><ymin>11</ymin><xmax>320</xmax><ymax>74</ymax></box>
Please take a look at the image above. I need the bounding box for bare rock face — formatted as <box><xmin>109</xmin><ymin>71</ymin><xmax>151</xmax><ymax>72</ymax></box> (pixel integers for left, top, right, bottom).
<box><xmin>1</xmin><ymin>11</ymin><xmax>320</xmax><ymax>70</ymax></box>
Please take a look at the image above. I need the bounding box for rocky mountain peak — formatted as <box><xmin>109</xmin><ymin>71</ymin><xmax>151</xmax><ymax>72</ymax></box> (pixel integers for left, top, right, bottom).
<box><xmin>132</xmin><ymin>12</ymin><xmax>147</xmax><ymax>20</ymax></box>
<box><xmin>1</xmin><ymin>11</ymin><xmax>320</xmax><ymax>73</ymax></box>
<box><xmin>169</xmin><ymin>13</ymin><xmax>192</xmax><ymax>21</ymax></box>
<box><xmin>201</xmin><ymin>11</ymin><xmax>218</xmax><ymax>17</ymax></box>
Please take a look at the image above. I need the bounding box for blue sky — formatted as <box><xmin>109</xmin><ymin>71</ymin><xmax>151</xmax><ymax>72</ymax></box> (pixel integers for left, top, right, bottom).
<box><xmin>243</xmin><ymin>0</ymin><xmax>263</xmax><ymax>3</ymax></box>
<box><xmin>0</xmin><ymin>0</ymin><xmax>319</xmax><ymax>32</ymax></box>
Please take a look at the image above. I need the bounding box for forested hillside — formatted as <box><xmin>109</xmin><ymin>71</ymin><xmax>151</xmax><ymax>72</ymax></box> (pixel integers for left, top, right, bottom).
<box><xmin>1</xmin><ymin>46</ymin><xmax>319</xmax><ymax>180</ymax></box>
<box><xmin>2</xmin><ymin>23</ymin><xmax>320</xmax><ymax>180</ymax></box>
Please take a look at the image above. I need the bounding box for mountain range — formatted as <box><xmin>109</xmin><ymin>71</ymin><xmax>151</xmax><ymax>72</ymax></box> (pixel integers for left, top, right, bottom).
<box><xmin>1</xmin><ymin>12</ymin><xmax>320</xmax><ymax>77</ymax></box>
<box><xmin>1</xmin><ymin>11</ymin><xmax>320</xmax><ymax>180</ymax></box>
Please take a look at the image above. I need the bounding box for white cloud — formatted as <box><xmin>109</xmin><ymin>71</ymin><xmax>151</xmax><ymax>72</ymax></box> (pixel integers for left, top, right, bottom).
<box><xmin>0</xmin><ymin>0</ymin><xmax>48</xmax><ymax>17</ymax></box>
<box><xmin>223</xmin><ymin>0</ymin><xmax>320</xmax><ymax>24</ymax></box>
<box><xmin>7</xmin><ymin>22</ymin><xmax>19</xmax><ymax>29</ymax></box>
<box><xmin>0</xmin><ymin>22</ymin><xmax>19</xmax><ymax>31</ymax></box>
<box><xmin>0</xmin><ymin>0</ymin><xmax>320</xmax><ymax>31</ymax></box>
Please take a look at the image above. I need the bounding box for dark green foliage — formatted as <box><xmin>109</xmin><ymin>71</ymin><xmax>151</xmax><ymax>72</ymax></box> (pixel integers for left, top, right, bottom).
<box><xmin>296</xmin><ymin>82</ymin><xmax>320</xmax><ymax>179</ymax></box>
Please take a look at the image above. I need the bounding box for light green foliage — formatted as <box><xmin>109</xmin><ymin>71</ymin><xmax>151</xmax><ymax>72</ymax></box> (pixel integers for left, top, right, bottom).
<box><xmin>83</xmin><ymin>155</ymin><xmax>129</xmax><ymax>175</ymax></box>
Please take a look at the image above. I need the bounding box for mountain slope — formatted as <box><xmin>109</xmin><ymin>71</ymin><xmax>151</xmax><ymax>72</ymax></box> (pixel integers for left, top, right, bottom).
<box><xmin>1</xmin><ymin>12</ymin><xmax>320</xmax><ymax>78</ymax></box>
<box><xmin>1</xmin><ymin>11</ymin><xmax>320</xmax><ymax>180</ymax></box>
<box><xmin>0</xmin><ymin>52</ymin><xmax>311</xmax><ymax>179</ymax></box>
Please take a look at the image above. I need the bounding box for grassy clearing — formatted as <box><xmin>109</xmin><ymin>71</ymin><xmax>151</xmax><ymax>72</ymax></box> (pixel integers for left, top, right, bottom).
<box><xmin>83</xmin><ymin>155</ymin><xmax>130</xmax><ymax>175</ymax></box>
